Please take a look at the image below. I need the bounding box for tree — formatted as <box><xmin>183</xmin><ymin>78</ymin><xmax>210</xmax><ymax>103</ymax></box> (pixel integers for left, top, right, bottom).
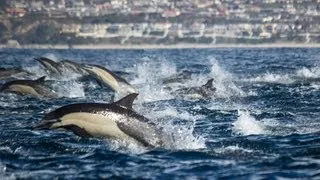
<box><xmin>0</xmin><ymin>23</ymin><xmax>8</xmax><ymax>40</ymax></box>
<box><xmin>34</xmin><ymin>24</ymin><xmax>59</xmax><ymax>43</ymax></box>
<box><xmin>0</xmin><ymin>1</ymin><xmax>7</xmax><ymax>11</ymax></box>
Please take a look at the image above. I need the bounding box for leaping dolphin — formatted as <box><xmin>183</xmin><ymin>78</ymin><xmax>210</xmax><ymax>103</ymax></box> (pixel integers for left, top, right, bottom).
<box><xmin>162</xmin><ymin>70</ymin><xmax>193</xmax><ymax>85</ymax></box>
<box><xmin>35</xmin><ymin>57</ymin><xmax>63</xmax><ymax>76</ymax></box>
<box><xmin>82</xmin><ymin>64</ymin><xmax>138</xmax><ymax>96</ymax></box>
<box><xmin>173</xmin><ymin>78</ymin><xmax>216</xmax><ymax>99</ymax></box>
<box><xmin>59</xmin><ymin>60</ymin><xmax>88</xmax><ymax>75</ymax></box>
<box><xmin>34</xmin><ymin>93</ymin><xmax>164</xmax><ymax>148</ymax></box>
<box><xmin>0</xmin><ymin>76</ymin><xmax>58</xmax><ymax>98</ymax></box>
<box><xmin>0</xmin><ymin>67</ymin><xmax>32</xmax><ymax>80</ymax></box>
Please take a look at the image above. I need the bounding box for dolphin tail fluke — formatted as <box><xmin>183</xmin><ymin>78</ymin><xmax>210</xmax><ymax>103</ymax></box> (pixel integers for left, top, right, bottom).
<box><xmin>113</xmin><ymin>93</ymin><xmax>139</xmax><ymax>109</ymax></box>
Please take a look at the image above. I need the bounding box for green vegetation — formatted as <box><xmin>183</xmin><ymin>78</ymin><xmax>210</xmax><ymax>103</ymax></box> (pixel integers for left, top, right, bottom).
<box><xmin>17</xmin><ymin>24</ymin><xmax>59</xmax><ymax>44</ymax></box>
<box><xmin>0</xmin><ymin>23</ymin><xmax>7</xmax><ymax>43</ymax></box>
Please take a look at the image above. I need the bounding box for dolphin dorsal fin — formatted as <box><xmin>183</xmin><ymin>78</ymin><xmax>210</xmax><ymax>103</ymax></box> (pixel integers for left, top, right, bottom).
<box><xmin>113</xmin><ymin>93</ymin><xmax>139</xmax><ymax>109</ymax></box>
<box><xmin>35</xmin><ymin>76</ymin><xmax>46</xmax><ymax>83</ymax></box>
<box><xmin>203</xmin><ymin>78</ymin><xmax>214</xmax><ymax>88</ymax></box>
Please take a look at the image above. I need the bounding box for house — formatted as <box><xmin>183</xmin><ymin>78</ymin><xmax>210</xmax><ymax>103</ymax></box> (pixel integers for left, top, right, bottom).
<box><xmin>106</xmin><ymin>24</ymin><xmax>120</xmax><ymax>37</ymax></box>
<box><xmin>147</xmin><ymin>23</ymin><xmax>171</xmax><ymax>37</ymax></box>
<box><xmin>181</xmin><ymin>23</ymin><xmax>205</xmax><ymax>38</ymax></box>
<box><xmin>78</xmin><ymin>24</ymin><xmax>96</xmax><ymax>37</ymax></box>
<box><xmin>60</xmin><ymin>24</ymin><xmax>81</xmax><ymax>34</ymax></box>
<box><xmin>131</xmin><ymin>23</ymin><xmax>147</xmax><ymax>37</ymax></box>
<box><xmin>30</xmin><ymin>1</ymin><xmax>44</xmax><ymax>11</ymax></box>
<box><xmin>195</xmin><ymin>0</ymin><xmax>214</xmax><ymax>8</ymax></box>
<box><xmin>162</xmin><ymin>8</ymin><xmax>180</xmax><ymax>17</ymax></box>
<box><xmin>259</xmin><ymin>32</ymin><xmax>272</xmax><ymax>38</ymax></box>
<box><xmin>6</xmin><ymin>8</ymin><xmax>26</xmax><ymax>17</ymax></box>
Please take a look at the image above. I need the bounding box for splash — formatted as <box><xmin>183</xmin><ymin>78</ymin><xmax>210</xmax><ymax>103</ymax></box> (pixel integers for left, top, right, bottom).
<box><xmin>260</xmin><ymin>116</ymin><xmax>320</xmax><ymax>136</ymax></box>
<box><xmin>310</xmin><ymin>83</ymin><xmax>320</xmax><ymax>90</ymax></box>
<box><xmin>42</xmin><ymin>53</ymin><xmax>60</xmax><ymax>61</ymax></box>
<box><xmin>296</xmin><ymin>67</ymin><xmax>320</xmax><ymax>79</ymax></box>
<box><xmin>139</xmin><ymin>104</ymin><xmax>206</xmax><ymax>150</ymax></box>
<box><xmin>248</xmin><ymin>72</ymin><xmax>294</xmax><ymax>84</ymax></box>
<box><xmin>247</xmin><ymin>66</ymin><xmax>320</xmax><ymax>84</ymax></box>
<box><xmin>102</xmin><ymin>107</ymin><xmax>206</xmax><ymax>153</ymax></box>
<box><xmin>233</xmin><ymin>110</ymin><xmax>265</xmax><ymax>135</ymax></box>
<box><xmin>208</xmin><ymin>58</ymin><xmax>245</xmax><ymax>98</ymax></box>
<box><xmin>107</xmin><ymin>139</ymin><xmax>148</xmax><ymax>154</ymax></box>
<box><xmin>160</xmin><ymin>121</ymin><xmax>206</xmax><ymax>150</ymax></box>
<box><xmin>52</xmin><ymin>81</ymin><xmax>85</xmax><ymax>98</ymax></box>
<box><xmin>24</xmin><ymin>65</ymin><xmax>48</xmax><ymax>79</ymax></box>
<box><xmin>214</xmin><ymin>144</ymin><xmax>254</xmax><ymax>154</ymax></box>
<box><xmin>170</xmin><ymin>58</ymin><xmax>246</xmax><ymax>99</ymax></box>
<box><xmin>131</xmin><ymin>57</ymin><xmax>176</xmax><ymax>102</ymax></box>
<box><xmin>58</xmin><ymin>69</ymin><xmax>83</xmax><ymax>81</ymax></box>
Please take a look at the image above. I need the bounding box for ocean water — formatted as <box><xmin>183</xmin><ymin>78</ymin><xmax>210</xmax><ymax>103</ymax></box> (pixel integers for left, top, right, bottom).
<box><xmin>0</xmin><ymin>48</ymin><xmax>320</xmax><ymax>179</ymax></box>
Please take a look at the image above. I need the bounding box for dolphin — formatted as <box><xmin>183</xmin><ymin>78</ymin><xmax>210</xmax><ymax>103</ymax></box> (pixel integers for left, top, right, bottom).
<box><xmin>162</xmin><ymin>70</ymin><xmax>193</xmax><ymax>85</ymax></box>
<box><xmin>0</xmin><ymin>76</ymin><xmax>58</xmax><ymax>98</ymax></box>
<box><xmin>59</xmin><ymin>60</ymin><xmax>88</xmax><ymax>75</ymax></box>
<box><xmin>35</xmin><ymin>57</ymin><xmax>63</xmax><ymax>76</ymax></box>
<box><xmin>34</xmin><ymin>93</ymin><xmax>164</xmax><ymax>148</ymax></box>
<box><xmin>0</xmin><ymin>67</ymin><xmax>32</xmax><ymax>80</ymax></box>
<box><xmin>173</xmin><ymin>78</ymin><xmax>216</xmax><ymax>99</ymax></box>
<box><xmin>82</xmin><ymin>64</ymin><xmax>138</xmax><ymax>96</ymax></box>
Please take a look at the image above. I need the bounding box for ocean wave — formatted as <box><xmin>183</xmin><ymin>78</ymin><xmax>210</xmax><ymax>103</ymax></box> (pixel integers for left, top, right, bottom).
<box><xmin>233</xmin><ymin>110</ymin><xmax>265</xmax><ymax>135</ymax></box>
<box><xmin>246</xmin><ymin>66</ymin><xmax>320</xmax><ymax>84</ymax></box>
<box><xmin>248</xmin><ymin>72</ymin><xmax>294</xmax><ymax>84</ymax></box>
<box><xmin>52</xmin><ymin>80</ymin><xmax>85</xmax><ymax>98</ymax></box>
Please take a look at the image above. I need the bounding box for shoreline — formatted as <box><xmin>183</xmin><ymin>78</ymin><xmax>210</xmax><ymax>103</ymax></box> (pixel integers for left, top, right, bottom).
<box><xmin>1</xmin><ymin>43</ymin><xmax>320</xmax><ymax>50</ymax></box>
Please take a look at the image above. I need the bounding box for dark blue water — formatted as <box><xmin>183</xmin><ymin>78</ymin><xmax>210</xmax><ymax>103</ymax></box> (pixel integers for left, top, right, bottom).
<box><xmin>1</xmin><ymin>48</ymin><xmax>320</xmax><ymax>179</ymax></box>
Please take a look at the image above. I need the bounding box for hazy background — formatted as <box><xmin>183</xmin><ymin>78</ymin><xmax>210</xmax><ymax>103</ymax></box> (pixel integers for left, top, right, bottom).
<box><xmin>0</xmin><ymin>0</ymin><xmax>320</xmax><ymax>47</ymax></box>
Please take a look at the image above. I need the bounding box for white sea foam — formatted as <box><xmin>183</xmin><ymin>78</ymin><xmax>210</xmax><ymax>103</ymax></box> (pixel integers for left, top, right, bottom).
<box><xmin>170</xmin><ymin>58</ymin><xmax>246</xmax><ymax>99</ymax></box>
<box><xmin>214</xmin><ymin>144</ymin><xmax>254</xmax><ymax>154</ymax></box>
<box><xmin>149</xmin><ymin>108</ymin><xmax>205</xmax><ymax>149</ymax></box>
<box><xmin>135</xmin><ymin>103</ymin><xmax>206</xmax><ymax>150</ymax></box>
<box><xmin>247</xmin><ymin>66</ymin><xmax>320</xmax><ymax>84</ymax></box>
<box><xmin>53</xmin><ymin>81</ymin><xmax>85</xmax><ymax>98</ymax></box>
<box><xmin>59</xmin><ymin>69</ymin><xmax>83</xmax><ymax>81</ymax></box>
<box><xmin>296</xmin><ymin>67</ymin><xmax>320</xmax><ymax>79</ymax></box>
<box><xmin>130</xmin><ymin>56</ymin><xmax>246</xmax><ymax>101</ymax></box>
<box><xmin>161</xmin><ymin>121</ymin><xmax>206</xmax><ymax>150</ymax></box>
<box><xmin>233</xmin><ymin>110</ymin><xmax>265</xmax><ymax>135</ymax></box>
<box><xmin>24</xmin><ymin>65</ymin><xmax>48</xmax><ymax>79</ymax></box>
<box><xmin>248</xmin><ymin>72</ymin><xmax>294</xmax><ymax>84</ymax></box>
<box><xmin>310</xmin><ymin>83</ymin><xmax>320</xmax><ymax>90</ymax></box>
<box><xmin>107</xmin><ymin>139</ymin><xmax>148</xmax><ymax>154</ymax></box>
<box><xmin>130</xmin><ymin>57</ymin><xmax>176</xmax><ymax>102</ymax></box>
<box><xmin>107</xmin><ymin>106</ymin><xmax>206</xmax><ymax>152</ymax></box>
<box><xmin>258</xmin><ymin>115</ymin><xmax>320</xmax><ymax>136</ymax></box>
<box><xmin>42</xmin><ymin>53</ymin><xmax>60</xmax><ymax>61</ymax></box>
<box><xmin>208</xmin><ymin>59</ymin><xmax>246</xmax><ymax>98</ymax></box>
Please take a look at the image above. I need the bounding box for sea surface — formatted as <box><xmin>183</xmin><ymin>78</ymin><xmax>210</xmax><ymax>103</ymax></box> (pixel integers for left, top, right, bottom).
<box><xmin>0</xmin><ymin>48</ymin><xmax>320</xmax><ymax>179</ymax></box>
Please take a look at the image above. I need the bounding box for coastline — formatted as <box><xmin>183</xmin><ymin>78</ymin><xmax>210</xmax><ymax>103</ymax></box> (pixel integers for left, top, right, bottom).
<box><xmin>1</xmin><ymin>43</ymin><xmax>320</xmax><ymax>50</ymax></box>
